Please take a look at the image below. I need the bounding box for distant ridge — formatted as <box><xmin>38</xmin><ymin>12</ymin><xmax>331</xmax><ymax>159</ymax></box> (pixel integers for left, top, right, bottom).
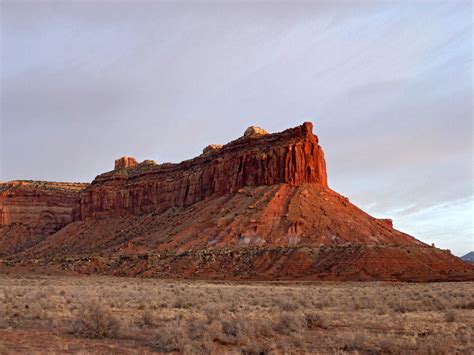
<box><xmin>461</xmin><ymin>252</ymin><xmax>474</xmax><ymax>263</ymax></box>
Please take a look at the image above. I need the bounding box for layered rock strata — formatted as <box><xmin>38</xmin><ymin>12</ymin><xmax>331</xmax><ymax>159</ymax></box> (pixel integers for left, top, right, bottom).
<box><xmin>1</xmin><ymin>122</ymin><xmax>472</xmax><ymax>281</ymax></box>
<box><xmin>0</xmin><ymin>181</ymin><xmax>88</xmax><ymax>256</ymax></box>
<box><xmin>0</xmin><ymin>181</ymin><xmax>87</xmax><ymax>233</ymax></box>
<box><xmin>74</xmin><ymin>122</ymin><xmax>327</xmax><ymax>219</ymax></box>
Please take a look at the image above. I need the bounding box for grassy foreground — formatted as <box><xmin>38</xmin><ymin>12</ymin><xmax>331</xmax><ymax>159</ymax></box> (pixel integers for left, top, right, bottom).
<box><xmin>0</xmin><ymin>275</ymin><xmax>473</xmax><ymax>354</ymax></box>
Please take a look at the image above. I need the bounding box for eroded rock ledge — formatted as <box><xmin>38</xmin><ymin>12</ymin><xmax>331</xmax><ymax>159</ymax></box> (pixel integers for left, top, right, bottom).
<box><xmin>74</xmin><ymin>122</ymin><xmax>328</xmax><ymax>219</ymax></box>
<box><xmin>0</xmin><ymin>181</ymin><xmax>88</xmax><ymax>233</ymax></box>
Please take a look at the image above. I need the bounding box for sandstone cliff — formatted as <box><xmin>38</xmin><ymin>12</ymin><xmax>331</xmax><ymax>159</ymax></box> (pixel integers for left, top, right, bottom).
<box><xmin>0</xmin><ymin>181</ymin><xmax>87</xmax><ymax>256</ymax></box>
<box><xmin>74</xmin><ymin>122</ymin><xmax>327</xmax><ymax>219</ymax></box>
<box><xmin>1</xmin><ymin>123</ymin><xmax>472</xmax><ymax>281</ymax></box>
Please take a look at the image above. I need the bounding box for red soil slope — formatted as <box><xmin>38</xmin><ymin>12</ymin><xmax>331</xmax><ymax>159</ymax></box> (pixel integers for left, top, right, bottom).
<box><xmin>1</xmin><ymin>123</ymin><xmax>472</xmax><ymax>281</ymax></box>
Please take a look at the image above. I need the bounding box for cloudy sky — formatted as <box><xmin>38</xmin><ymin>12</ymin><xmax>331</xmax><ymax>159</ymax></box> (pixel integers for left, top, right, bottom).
<box><xmin>1</xmin><ymin>1</ymin><xmax>472</xmax><ymax>256</ymax></box>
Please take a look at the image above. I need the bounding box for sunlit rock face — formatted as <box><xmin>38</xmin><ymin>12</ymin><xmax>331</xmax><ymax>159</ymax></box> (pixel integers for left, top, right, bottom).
<box><xmin>202</xmin><ymin>144</ymin><xmax>223</xmax><ymax>156</ymax></box>
<box><xmin>243</xmin><ymin>126</ymin><xmax>269</xmax><ymax>137</ymax></box>
<box><xmin>114</xmin><ymin>156</ymin><xmax>138</xmax><ymax>170</ymax></box>
<box><xmin>74</xmin><ymin>122</ymin><xmax>328</xmax><ymax>219</ymax></box>
<box><xmin>2</xmin><ymin>122</ymin><xmax>472</xmax><ymax>282</ymax></box>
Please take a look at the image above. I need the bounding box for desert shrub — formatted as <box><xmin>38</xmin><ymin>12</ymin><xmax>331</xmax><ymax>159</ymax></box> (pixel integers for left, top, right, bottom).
<box><xmin>273</xmin><ymin>312</ymin><xmax>305</xmax><ymax>336</ymax></box>
<box><xmin>273</xmin><ymin>299</ymin><xmax>299</xmax><ymax>312</ymax></box>
<box><xmin>28</xmin><ymin>302</ymin><xmax>45</xmax><ymax>320</ymax></box>
<box><xmin>343</xmin><ymin>333</ymin><xmax>365</xmax><ymax>352</ymax></box>
<box><xmin>71</xmin><ymin>300</ymin><xmax>119</xmax><ymax>338</ymax></box>
<box><xmin>203</xmin><ymin>304</ymin><xmax>225</xmax><ymax>323</ymax></box>
<box><xmin>311</xmin><ymin>300</ymin><xmax>326</xmax><ymax>309</ymax></box>
<box><xmin>187</xmin><ymin>319</ymin><xmax>208</xmax><ymax>341</ymax></box>
<box><xmin>152</xmin><ymin>324</ymin><xmax>184</xmax><ymax>352</ymax></box>
<box><xmin>196</xmin><ymin>317</ymin><xmax>261</xmax><ymax>348</ymax></box>
<box><xmin>444</xmin><ymin>309</ymin><xmax>456</xmax><ymax>322</ymax></box>
<box><xmin>222</xmin><ymin>319</ymin><xmax>239</xmax><ymax>337</ymax></box>
<box><xmin>305</xmin><ymin>312</ymin><xmax>327</xmax><ymax>329</ymax></box>
<box><xmin>379</xmin><ymin>336</ymin><xmax>417</xmax><ymax>354</ymax></box>
<box><xmin>240</xmin><ymin>343</ymin><xmax>275</xmax><ymax>355</ymax></box>
<box><xmin>173</xmin><ymin>296</ymin><xmax>194</xmax><ymax>309</ymax></box>
<box><xmin>252</xmin><ymin>319</ymin><xmax>274</xmax><ymax>338</ymax></box>
<box><xmin>454</xmin><ymin>300</ymin><xmax>474</xmax><ymax>309</ymax></box>
<box><xmin>416</xmin><ymin>337</ymin><xmax>452</xmax><ymax>355</ymax></box>
<box><xmin>140</xmin><ymin>311</ymin><xmax>157</xmax><ymax>327</ymax></box>
<box><xmin>0</xmin><ymin>302</ymin><xmax>10</xmax><ymax>328</ymax></box>
<box><xmin>392</xmin><ymin>301</ymin><xmax>407</xmax><ymax>313</ymax></box>
<box><xmin>430</xmin><ymin>298</ymin><xmax>446</xmax><ymax>311</ymax></box>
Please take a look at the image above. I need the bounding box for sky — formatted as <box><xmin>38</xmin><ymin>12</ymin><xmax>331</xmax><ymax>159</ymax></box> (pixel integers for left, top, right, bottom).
<box><xmin>1</xmin><ymin>0</ymin><xmax>472</xmax><ymax>256</ymax></box>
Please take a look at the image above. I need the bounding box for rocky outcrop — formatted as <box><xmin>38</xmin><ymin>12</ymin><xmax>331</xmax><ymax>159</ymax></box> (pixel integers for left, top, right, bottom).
<box><xmin>52</xmin><ymin>245</ymin><xmax>473</xmax><ymax>281</ymax></box>
<box><xmin>114</xmin><ymin>157</ymin><xmax>138</xmax><ymax>170</ymax></box>
<box><xmin>74</xmin><ymin>122</ymin><xmax>328</xmax><ymax>219</ymax></box>
<box><xmin>0</xmin><ymin>181</ymin><xmax>87</xmax><ymax>234</ymax></box>
<box><xmin>202</xmin><ymin>144</ymin><xmax>223</xmax><ymax>156</ymax></box>
<box><xmin>244</xmin><ymin>126</ymin><xmax>269</xmax><ymax>137</ymax></box>
<box><xmin>0</xmin><ymin>181</ymin><xmax>88</xmax><ymax>256</ymax></box>
<box><xmin>1</xmin><ymin>122</ymin><xmax>472</xmax><ymax>281</ymax></box>
<box><xmin>377</xmin><ymin>218</ymin><xmax>393</xmax><ymax>228</ymax></box>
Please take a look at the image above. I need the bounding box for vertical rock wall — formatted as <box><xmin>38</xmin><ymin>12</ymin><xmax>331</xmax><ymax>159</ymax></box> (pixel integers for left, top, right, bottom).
<box><xmin>75</xmin><ymin>122</ymin><xmax>328</xmax><ymax>219</ymax></box>
<box><xmin>0</xmin><ymin>181</ymin><xmax>88</xmax><ymax>234</ymax></box>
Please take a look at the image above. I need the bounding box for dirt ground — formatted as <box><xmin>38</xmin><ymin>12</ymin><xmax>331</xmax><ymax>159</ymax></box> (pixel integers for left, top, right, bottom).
<box><xmin>0</xmin><ymin>274</ymin><xmax>472</xmax><ymax>354</ymax></box>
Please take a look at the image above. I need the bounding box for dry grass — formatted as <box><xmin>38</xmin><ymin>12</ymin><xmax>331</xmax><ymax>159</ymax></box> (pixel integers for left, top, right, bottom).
<box><xmin>0</xmin><ymin>275</ymin><xmax>473</xmax><ymax>353</ymax></box>
<box><xmin>71</xmin><ymin>300</ymin><xmax>120</xmax><ymax>338</ymax></box>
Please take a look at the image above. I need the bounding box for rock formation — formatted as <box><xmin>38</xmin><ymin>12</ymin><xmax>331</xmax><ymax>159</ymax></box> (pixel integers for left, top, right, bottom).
<box><xmin>244</xmin><ymin>126</ymin><xmax>269</xmax><ymax>137</ymax></box>
<box><xmin>114</xmin><ymin>156</ymin><xmax>138</xmax><ymax>170</ymax></box>
<box><xmin>0</xmin><ymin>122</ymin><xmax>472</xmax><ymax>281</ymax></box>
<box><xmin>0</xmin><ymin>181</ymin><xmax>87</xmax><ymax>231</ymax></box>
<box><xmin>202</xmin><ymin>144</ymin><xmax>223</xmax><ymax>156</ymax></box>
<box><xmin>74</xmin><ymin>122</ymin><xmax>328</xmax><ymax>220</ymax></box>
<box><xmin>0</xmin><ymin>181</ymin><xmax>87</xmax><ymax>256</ymax></box>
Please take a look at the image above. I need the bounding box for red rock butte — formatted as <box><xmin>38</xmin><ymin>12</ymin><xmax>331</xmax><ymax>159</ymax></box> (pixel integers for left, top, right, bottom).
<box><xmin>74</xmin><ymin>122</ymin><xmax>327</xmax><ymax>220</ymax></box>
<box><xmin>0</xmin><ymin>122</ymin><xmax>472</xmax><ymax>281</ymax></box>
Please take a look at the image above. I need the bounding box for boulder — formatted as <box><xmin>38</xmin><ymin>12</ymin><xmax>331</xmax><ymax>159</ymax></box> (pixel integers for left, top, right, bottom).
<box><xmin>202</xmin><ymin>144</ymin><xmax>223</xmax><ymax>155</ymax></box>
<box><xmin>244</xmin><ymin>126</ymin><xmax>268</xmax><ymax>137</ymax></box>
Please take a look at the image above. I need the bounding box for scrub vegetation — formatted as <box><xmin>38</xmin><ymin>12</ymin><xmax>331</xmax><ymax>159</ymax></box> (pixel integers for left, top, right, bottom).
<box><xmin>0</xmin><ymin>275</ymin><xmax>472</xmax><ymax>354</ymax></box>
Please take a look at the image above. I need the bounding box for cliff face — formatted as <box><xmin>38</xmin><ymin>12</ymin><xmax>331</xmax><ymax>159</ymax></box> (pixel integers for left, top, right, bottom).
<box><xmin>0</xmin><ymin>181</ymin><xmax>88</xmax><ymax>256</ymax></box>
<box><xmin>2</xmin><ymin>122</ymin><xmax>472</xmax><ymax>281</ymax></box>
<box><xmin>0</xmin><ymin>181</ymin><xmax>87</xmax><ymax>234</ymax></box>
<box><xmin>75</xmin><ymin>122</ymin><xmax>328</xmax><ymax>220</ymax></box>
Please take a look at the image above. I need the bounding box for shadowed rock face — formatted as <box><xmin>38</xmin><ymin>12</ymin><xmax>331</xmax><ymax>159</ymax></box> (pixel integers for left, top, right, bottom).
<box><xmin>74</xmin><ymin>122</ymin><xmax>328</xmax><ymax>219</ymax></box>
<box><xmin>0</xmin><ymin>181</ymin><xmax>88</xmax><ymax>256</ymax></box>
<box><xmin>0</xmin><ymin>181</ymin><xmax>87</xmax><ymax>232</ymax></box>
